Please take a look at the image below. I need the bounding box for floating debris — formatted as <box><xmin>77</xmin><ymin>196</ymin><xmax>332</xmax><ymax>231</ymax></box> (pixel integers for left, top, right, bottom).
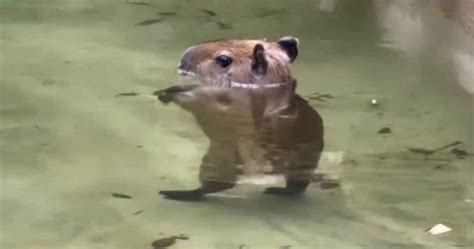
<box><xmin>426</xmin><ymin>223</ymin><xmax>452</xmax><ymax>235</ymax></box>
<box><xmin>157</xmin><ymin>12</ymin><xmax>177</xmax><ymax>16</ymax></box>
<box><xmin>407</xmin><ymin>141</ymin><xmax>462</xmax><ymax>158</ymax></box>
<box><xmin>126</xmin><ymin>1</ymin><xmax>151</xmax><ymax>6</ymax></box>
<box><xmin>151</xmin><ymin>237</ymin><xmax>176</xmax><ymax>248</ymax></box>
<box><xmin>136</xmin><ymin>145</ymin><xmax>144</xmax><ymax>148</ymax></box>
<box><xmin>111</xmin><ymin>193</ymin><xmax>133</xmax><ymax>199</ymax></box>
<box><xmin>308</xmin><ymin>93</ymin><xmax>334</xmax><ymax>102</ymax></box>
<box><xmin>407</xmin><ymin>148</ymin><xmax>433</xmax><ymax>156</ymax></box>
<box><xmin>151</xmin><ymin>235</ymin><xmax>188</xmax><ymax>249</ymax></box>
<box><xmin>377</xmin><ymin>127</ymin><xmax>392</xmax><ymax>134</ymax></box>
<box><xmin>451</xmin><ymin>148</ymin><xmax>471</xmax><ymax>158</ymax></box>
<box><xmin>135</xmin><ymin>18</ymin><xmax>163</xmax><ymax>26</ymax></box>
<box><xmin>370</xmin><ymin>98</ymin><xmax>379</xmax><ymax>106</ymax></box>
<box><xmin>34</xmin><ymin>125</ymin><xmax>41</xmax><ymax>130</ymax></box>
<box><xmin>319</xmin><ymin>94</ymin><xmax>334</xmax><ymax>99</ymax></box>
<box><xmin>201</xmin><ymin>9</ymin><xmax>216</xmax><ymax>16</ymax></box>
<box><xmin>115</xmin><ymin>91</ymin><xmax>140</xmax><ymax>97</ymax></box>
<box><xmin>133</xmin><ymin>210</ymin><xmax>143</xmax><ymax>215</ymax></box>
<box><xmin>215</xmin><ymin>20</ymin><xmax>233</xmax><ymax>30</ymax></box>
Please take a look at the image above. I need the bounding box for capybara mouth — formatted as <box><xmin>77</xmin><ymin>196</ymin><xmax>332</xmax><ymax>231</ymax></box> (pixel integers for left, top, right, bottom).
<box><xmin>177</xmin><ymin>69</ymin><xmax>195</xmax><ymax>77</ymax></box>
<box><xmin>175</xmin><ymin>69</ymin><xmax>289</xmax><ymax>90</ymax></box>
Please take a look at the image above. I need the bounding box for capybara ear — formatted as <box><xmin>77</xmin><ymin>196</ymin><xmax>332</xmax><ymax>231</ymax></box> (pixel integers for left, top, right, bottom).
<box><xmin>251</xmin><ymin>43</ymin><xmax>268</xmax><ymax>75</ymax></box>
<box><xmin>277</xmin><ymin>36</ymin><xmax>299</xmax><ymax>62</ymax></box>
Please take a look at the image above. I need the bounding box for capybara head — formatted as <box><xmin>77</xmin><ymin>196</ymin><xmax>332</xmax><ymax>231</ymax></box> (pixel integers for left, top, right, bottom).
<box><xmin>176</xmin><ymin>36</ymin><xmax>300</xmax><ymax>86</ymax></box>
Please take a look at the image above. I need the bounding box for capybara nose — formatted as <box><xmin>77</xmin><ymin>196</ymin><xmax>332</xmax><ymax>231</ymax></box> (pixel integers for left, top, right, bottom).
<box><xmin>178</xmin><ymin>59</ymin><xmax>190</xmax><ymax>72</ymax></box>
<box><xmin>177</xmin><ymin>58</ymin><xmax>193</xmax><ymax>76</ymax></box>
<box><xmin>177</xmin><ymin>49</ymin><xmax>194</xmax><ymax>71</ymax></box>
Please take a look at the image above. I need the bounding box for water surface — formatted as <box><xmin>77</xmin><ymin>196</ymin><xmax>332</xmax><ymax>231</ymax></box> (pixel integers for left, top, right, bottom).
<box><xmin>1</xmin><ymin>0</ymin><xmax>473</xmax><ymax>248</ymax></box>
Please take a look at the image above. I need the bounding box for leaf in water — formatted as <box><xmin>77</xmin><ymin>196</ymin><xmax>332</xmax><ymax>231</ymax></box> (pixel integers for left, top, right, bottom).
<box><xmin>133</xmin><ymin>210</ymin><xmax>143</xmax><ymax>215</ymax></box>
<box><xmin>201</xmin><ymin>9</ymin><xmax>216</xmax><ymax>16</ymax></box>
<box><xmin>151</xmin><ymin>237</ymin><xmax>176</xmax><ymax>248</ymax></box>
<box><xmin>135</xmin><ymin>18</ymin><xmax>163</xmax><ymax>26</ymax></box>
<box><xmin>111</xmin><ymin>193</ymin><xmax>133</xmax><ymax>199</ymax></box>
<box><xmin>215</xmin><ymin>21</ymin><xmax>233</xmax><ymax>30</ymax></box>
<box><xmin>377</xmin><ymin>127</ymin><xmax>392</xmax><ymax>134</ymax></box>
<box><xmin>307</xmin><ymin>93</ymin><xmax>334</xmax><ymax>102</ymax></box>
<box><xmin>451</xmin><ymin>148</ymin><xmax>470</xmax><ymax>157</ymax></box>
<box><xmin>318</xmin><ymin>94</ymin><xmax>334</xmax><ymax>99</ymax></box>
<box><xmin>115</xmin><ymin>91</ymin><xmax>139</xmax><ymax>97</ymax></box>
<box><xmin>407</xmin><ymin>141</ymin><xmax>464</xmax><ymax>157</ymax></box>
<box><xmin>407</xmin><ymin>148</ymin><xmax>433</xmax><ymax>155</ymax></box>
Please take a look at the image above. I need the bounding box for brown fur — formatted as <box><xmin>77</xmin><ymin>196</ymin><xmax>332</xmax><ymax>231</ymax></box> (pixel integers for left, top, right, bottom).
<box><xmin>156</xmin><ymin>36</ymin><xmax>324</xmax><ymax>201</ymax></box>
<box><xmin>179</xmin><ymin>39</ymin><xmax>294</xmax><ymax>84</ymax></box>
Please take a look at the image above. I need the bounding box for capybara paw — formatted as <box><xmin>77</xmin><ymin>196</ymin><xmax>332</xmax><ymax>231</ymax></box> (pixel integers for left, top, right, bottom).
<box><xmin>153</xmin><ymin>90</ymin><xmax>172</xmax><ymax>104</ymax></box>
<box><xmin>159</xmin><ymin>190</ymin><xmax>204</xmax><ymax>201</ymax></box>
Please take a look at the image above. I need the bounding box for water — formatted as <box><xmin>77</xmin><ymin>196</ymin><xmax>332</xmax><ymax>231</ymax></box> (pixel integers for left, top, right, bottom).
<box><xmin>1</xmin><ymin>0</ymin><xmax>473</xmax><ymax>248</ymax></box>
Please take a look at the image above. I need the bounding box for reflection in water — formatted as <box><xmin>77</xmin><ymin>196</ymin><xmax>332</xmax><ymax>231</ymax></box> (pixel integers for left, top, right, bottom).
<box><xmin>374</xmin><ymin>0</ymin><xmax>474</xmax><ymax>94</ymax></box>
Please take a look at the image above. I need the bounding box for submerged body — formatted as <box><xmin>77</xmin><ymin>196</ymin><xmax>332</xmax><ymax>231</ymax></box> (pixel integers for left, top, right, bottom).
<box><xmin>155</xmin><ymin>36</ymin><xmax>324</xmax><ymax>201</ymax></box>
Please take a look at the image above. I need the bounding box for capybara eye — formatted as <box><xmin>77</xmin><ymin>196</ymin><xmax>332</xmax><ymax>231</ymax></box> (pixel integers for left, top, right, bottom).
<box><xmin>215</xmin><ymin>55</ymin><xmax>233</xmax><ymax>68</ymax></box>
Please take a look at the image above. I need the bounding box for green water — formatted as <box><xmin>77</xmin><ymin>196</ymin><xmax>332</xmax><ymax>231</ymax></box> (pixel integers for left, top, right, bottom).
<box><xmin>1</xmin><ymin>0</ymin><xmax>473</xmax><ymax>248</ymax></box>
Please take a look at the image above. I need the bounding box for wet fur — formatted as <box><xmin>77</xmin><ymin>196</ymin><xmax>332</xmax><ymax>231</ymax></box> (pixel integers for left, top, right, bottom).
<box><xmin>156</xmin><ymin>37</ymin><xmax>324</xmax><ymax>201</ymax></box>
